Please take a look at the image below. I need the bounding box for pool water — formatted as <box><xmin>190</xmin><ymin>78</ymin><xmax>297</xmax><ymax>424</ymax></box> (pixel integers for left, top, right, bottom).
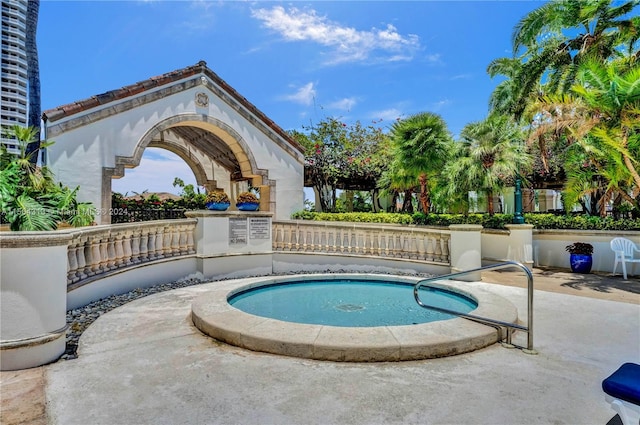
<box><xmin>228</xmin><ymin>279</ymin><xmax>477</xmax><ymax>327</ymax></box>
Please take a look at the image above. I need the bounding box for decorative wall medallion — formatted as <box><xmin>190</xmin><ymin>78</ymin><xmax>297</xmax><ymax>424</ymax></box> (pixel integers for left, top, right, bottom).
<box><xmin>195</xmin><ymin>92</ymin><xmax>209</xmax><ymax>108</ymax></box>
<box><xmin>200</xmin><ymin>76</ymin><xmax>208</xmax><ymax>86</ymax></box>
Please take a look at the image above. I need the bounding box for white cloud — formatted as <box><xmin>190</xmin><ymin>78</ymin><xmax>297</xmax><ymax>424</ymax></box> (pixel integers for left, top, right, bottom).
<box><xmin>450</xmin><ymin>74</ymin><xmax>472</xmax><ymax>80</ymax></box>
<box><xmin>283</xmin><ymin>82</ymin><xmax>317</xmax><ymax>106</ymax></box>
<box><xmin>174</xmin><ymin>0</ymin><xmax>222</xmax><ymax>33</ymax></box>
<box><xmin>424</xmin><ymin>53</ymin><xmax>443</xmax><ymax>64</ymax></box>
<box><xmin>430</xmin><ymin>99</ymin><xmax>451</xmax><ymax>111</ymax></box>
<box><xmin>370</xmin><ymin>108</ymin><xmax>403</xmax><ymax>121</ymax></box>
<box><xmin>251</xmin><ymin>6</ymin><xmax>421</xmax><ymax>65</ymax></box>
<box><xmin>328</xmin><ymin>97</ymin><xmax>357</xmax><ymax>111</ymax></box>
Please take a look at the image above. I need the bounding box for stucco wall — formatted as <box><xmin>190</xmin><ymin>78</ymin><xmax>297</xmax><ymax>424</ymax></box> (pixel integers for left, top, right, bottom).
<box><xmin>46</xmin><ymin>75</ymin><xmax>304</xmax><ymax>222</ymax></box>
<box><xmin>481</xmin><ymin>229</ymin><xmax>640</xmax><ymax>274</ymax></box>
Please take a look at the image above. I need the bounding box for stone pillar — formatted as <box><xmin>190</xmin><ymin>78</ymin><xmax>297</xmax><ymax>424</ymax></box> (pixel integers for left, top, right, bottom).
<box><xmin>523</xmin><ymin>188</ymin><xmax>534</xmax><ymax>212</ymax></box>
<box><xmin>185</xmin><ymin>210</ymin><xmax>274</xmax><ymax>278</ymax></box>
<box><xmin>448</xmin><ymin>224</ymin><xmax>483</xmax><ymax>281</ymax></box>
<box><xmin>1</xmin><ymin>232</ymin><xmax>72</xmax><ymax>370</ymax></box>
<box><xmin>504</xmin><ymin>224</ymin><xmax>534</xmax><ymax>270</ymax></box>
<box><xmin>537</xmin><ymin>189</ymin><xmax>556</xmax><ymax>212</ymax></box>
<box><xmin>258</xmin><ymin>184</ymin><xmax>271</xmax><ymax>212</ymax></box>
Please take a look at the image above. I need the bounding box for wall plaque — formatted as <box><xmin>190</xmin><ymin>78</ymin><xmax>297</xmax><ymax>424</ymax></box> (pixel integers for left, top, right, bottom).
<box><xmin>229</xmin><ymin>218</ymin><xmax>247</xmax><ymax>245</ymax></box>
<box><xmin>249</xmin><ymin>218</ymin><xmax>270</xmax><ymax>240</ymax></box>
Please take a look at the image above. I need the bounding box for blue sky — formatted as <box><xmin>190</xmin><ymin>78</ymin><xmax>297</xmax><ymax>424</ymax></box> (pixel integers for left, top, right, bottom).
<box><xmin>38</xmin><ymin>0</ymin><xmax>541</xmax><ymax>195</ymax></box>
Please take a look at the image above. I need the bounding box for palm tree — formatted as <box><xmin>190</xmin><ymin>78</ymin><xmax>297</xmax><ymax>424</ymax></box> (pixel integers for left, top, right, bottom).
<box><xmin>26</xmin><ymin>0</ymin><xmax>41</xmax><ymax>163</ymax></box>
<box><xmin>445</xmin><ymin>114</ymin><xmax>529</xmax><ymax>215</ymax></box>
<box><xmin>389</xmin><ymin>113</ymin><xmax>452</xmax><ymax>213</ymax></box>
<box><xmin>377</xmin><ymin>160</ymin><xmax>418</xmax><ymax>213</ymax></box>
<box><xmin>512</xmin><ymin>0</ymin><xmax>639</xmax><ymax>101</ymax></box>
<box><xmin>527</xmin><ymin>59</ymin><xmax>640</xmax><ymax>214</ymax></box>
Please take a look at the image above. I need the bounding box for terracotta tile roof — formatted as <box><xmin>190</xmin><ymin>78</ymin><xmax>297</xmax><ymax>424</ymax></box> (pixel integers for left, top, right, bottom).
<box><xmin>42</xmin><ymin>61</ymin><xmax>303</xmax><ymax>154</ymax></box>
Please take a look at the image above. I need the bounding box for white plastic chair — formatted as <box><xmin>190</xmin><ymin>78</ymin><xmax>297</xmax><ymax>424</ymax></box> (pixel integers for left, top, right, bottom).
<box><xmin>610</xmin><ymin>237</ymin><xmax>640</xmax><ymax>279</ymax></box>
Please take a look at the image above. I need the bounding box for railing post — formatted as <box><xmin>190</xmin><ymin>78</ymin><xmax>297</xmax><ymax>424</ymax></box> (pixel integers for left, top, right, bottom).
<box><xmin>504</xmin><ymin>224</ymin><xmax>534</xmax><ymax>270</ymax></box>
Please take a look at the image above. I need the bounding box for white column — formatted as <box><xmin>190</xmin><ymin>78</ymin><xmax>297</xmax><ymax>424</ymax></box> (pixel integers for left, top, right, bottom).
<box><xmin>448</xmin><ymin>224</ymin><xmax>483</xmax><ymax>281</ymax></box>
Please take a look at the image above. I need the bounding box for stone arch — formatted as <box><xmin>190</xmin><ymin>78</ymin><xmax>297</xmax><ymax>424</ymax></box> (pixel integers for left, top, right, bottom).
<box><xmin>102</xmin><ymin>113</ymin><xmax>276</xmax><ymax>219</ymax></box>
<box><xmin>122</xmin><ymin>114</ymin><xmax>269</xmax><ymax>184</ymax></box>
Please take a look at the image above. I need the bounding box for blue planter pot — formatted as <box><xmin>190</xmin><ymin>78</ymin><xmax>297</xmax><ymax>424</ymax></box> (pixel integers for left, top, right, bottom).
<box><xmin>237</xmin><ymin>202</ymin><xmax>259</xmax><ymax>211</ymax></box>
<box><xmin>570</xmin><ymin>254</ymin><xmax>592</xmax><ymax>273</ymax></box>
<box><xmin>206</xmin><ymin>202</ymin><xmax>230</xmax><ymax>211</ymax></box>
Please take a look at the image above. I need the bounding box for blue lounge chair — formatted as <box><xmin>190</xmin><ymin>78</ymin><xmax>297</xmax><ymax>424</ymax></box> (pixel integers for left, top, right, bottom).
<box><xmin>602</xmin><ymin>363</ymin><xmax>640</xmax><ymax>425</ymax></box>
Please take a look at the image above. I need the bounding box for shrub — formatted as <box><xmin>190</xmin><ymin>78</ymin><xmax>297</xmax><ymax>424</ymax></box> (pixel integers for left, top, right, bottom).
<box><xmin>236</xmin><ymin>191</ymin><xmax>259</xmax><ymax>204</ymax></box>
<box><xmin>565</xmin><ymin>242</ymin><xmax>594</xmax><ymax>255</ymax></box>
<box><xmin>206</xmin><ymin>191</ymin><xmax>230</xmax><ymax>204</ymax></box>
<box><xmin>290</xmin><ymin>211</ymin><xmax>640</xmax><ymax>231</ymax></box>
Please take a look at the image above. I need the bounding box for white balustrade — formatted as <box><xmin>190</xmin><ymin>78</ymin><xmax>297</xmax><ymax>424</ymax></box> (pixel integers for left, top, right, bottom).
<box><xmin>272</xmin><ymin>221</ymin><xmax>450</xmax><ymax>265</ymax></box>
<box><xmin>66</xmin><ymin>220</ymin><xmax>197</xmax><ymax>287</ymax></box>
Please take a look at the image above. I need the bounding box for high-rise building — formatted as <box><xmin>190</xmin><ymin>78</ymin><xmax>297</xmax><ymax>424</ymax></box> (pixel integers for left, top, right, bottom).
<box><xmin>1</xmin><ymin>0</ymin><xmax>29</xmax><ymax>153</ymax></box>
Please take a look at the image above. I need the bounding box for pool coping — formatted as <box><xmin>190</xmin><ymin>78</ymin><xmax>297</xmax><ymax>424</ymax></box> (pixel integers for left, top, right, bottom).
<box><xmin>191</xmin><ymin>274</ymin><xmax>519</xmax><ymax>362</ymax></box>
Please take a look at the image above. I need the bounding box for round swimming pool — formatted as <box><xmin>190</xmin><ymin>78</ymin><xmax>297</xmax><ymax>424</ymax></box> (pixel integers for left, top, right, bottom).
<box><xmin>191</xmin><ymin>274</ymin><xmax>519</xmax><ymax>362</ymax></box>
<box><xmin>228</xmin><ymin>279</ymin><xmax>477</xmax><ymax>327</ymax></box>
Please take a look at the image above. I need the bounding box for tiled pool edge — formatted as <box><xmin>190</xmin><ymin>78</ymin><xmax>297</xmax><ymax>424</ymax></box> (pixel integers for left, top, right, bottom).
<box><xmin>191</xmin><ymin>274</ymin><xmax>519</xmax><ymax>362</ymax></box>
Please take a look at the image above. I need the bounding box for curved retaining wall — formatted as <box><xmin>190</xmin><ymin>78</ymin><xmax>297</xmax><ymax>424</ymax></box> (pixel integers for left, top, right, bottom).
<box><xmin>0</xmin><ymin>233</ymin><xmax>71</xmax><ymax>370</ymax></box>
<box><xmin>4</xmin><ymin>215</ymin><xmax>634</xmax><ymax>370</ymax></box>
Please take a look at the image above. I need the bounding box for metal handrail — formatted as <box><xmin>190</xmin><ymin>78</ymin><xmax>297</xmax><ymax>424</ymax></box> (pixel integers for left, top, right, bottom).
<box><xmin>414</xmin><ymin>261</ymin><xmax>536</xmax><ymax>353</ymax></box>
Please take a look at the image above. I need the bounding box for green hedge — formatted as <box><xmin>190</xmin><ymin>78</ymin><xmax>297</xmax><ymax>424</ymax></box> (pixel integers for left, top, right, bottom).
<box><xmin>290</xmin><ymin>211</ymin><xmax>640</xmax><ymax>231</ymax></box>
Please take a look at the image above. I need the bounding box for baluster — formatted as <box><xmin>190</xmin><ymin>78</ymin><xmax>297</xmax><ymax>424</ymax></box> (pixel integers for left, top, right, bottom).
<box><xmin>348</xmin><ymin>232</ymin><xmax>356</xmax><ymax>254</ymax></box>
<box><xmin>380</xmin><ymin>233</ymin><xmax>387</xmax><ymax>257</ymax></box>
<box><xmin>394</xmin><ymin>234</ymin><xmax>403</xmax><ymax>258</ymax></box>
<box><xmin>425</xmin><ymin>235</ymin><xmax>434</xmax><ymax>261</ymax></box>
<box><xmin>277</xmin><ymin>227</ymin><xmax>285</xmax><ymax>251</ymax></box>
<box><xmin>434</xmin><ymin>235</ymin><xmax>443</xmax><ymax>262</ymax></box>
<box><xmin>320</xmin><ymin>231</ymin><xmax>327</xmax><ymax>252</ymax></box>
<box><xmin>76</xmin><ymin>242</ymin><xmax>88</xmax><ymax>280</ymax></box>
<box><xmin>291</xmin><ymin>228</ymin><xmax>304</xmax><ymax>251</ymax></box>
<box><xmin>285</xmin><ymin>225</ymin><xmax>292</xmax><ymax>250</ymax></box>
<box><xmin>312</xmin><ymin>229</ymin><xmax>319</xmax><ymax>251</ymax></box>
<box><xmin>409</xmin><ymin>235</ymin><xmax>418</xmax><ymax>259</ymax></box>
<box><xmin>114</xmin><ymin>234</ymin><xmax>125</xmax><ymax>267</ymax></box>
<box><xmin>361</xmin><ymin>232</ymin><xmax>367</xmax><ymax>255</ymax></box>
<box><xmin>147</xmin><ymin>228</ymin><xmax>157</xmax><ymax>260</ymax></box>
<box><xmin>402</xmin><ymin>233</ymin><xmax>411</xmax><ymax>258</ymax></box>
<box><xmin>328</xmin><ymin>229</ymin><xmax>336</xmax><ymax>253</ymax></box>
<box><xmin>131</xmin><ymin>231</ymin><xmax>141</xmax><ymax>264</ymax></box>
<box><xmin>441</xmin><ymin>235</ymin><xmax>450</xmax><ymax>263</ymax></box>
<box><xmin>305</xmin><ymin>228</ymin><xmax>312</xmax><ymax>251</ymax></box>
<box><xmin>82</xmin><ymin>242</ymin><xmax>94</xmax><ymax>277</ymax></box>
<box><xmin>87</xmin><ymin>239</ymin><xmax>100</xmax><ymax>275</ymax></box>
<box><xmin>416</xmin><ymin>234</ymin><xmax>426</xmax><ymax>260</ymax></box>
<box><xmin>163</xmin><ymin>228</ymin><xmax>173</xmax><ymax>257</ymax></box>
<box><xmin>372</xmin><ymin>232</ymin><xmax>379</xmax><ymax>256</ymax></box>
<box><xmin>98</xmin><ymin>237</ymin><xmax>109</xmax><ymax>272</ymax></box>
<box><xmin>67</xmin><ymin>242</ymin><xmax>79</xmax><ymax>283</ymax></box>
<box><xmin>139</xmin><ymin>229</ymin><xmax>149</xmax><ymax>262</ymax></box>
<box><xmin>123</xmin><ymin>231</ymin><xmax>134</xmax><ymax>266</ymax></box>
<box><xmin>106</xmin><ymin>236</ymin><xmax>117</xmax><ymax>270</ymax></box>
<box><xmin>171</xmin><ymin>228</ymin><xmax>180</xmax><ymax>255</ymax></box>
<box><xmin>385</xmin><ymin>233</ymin><xmax>393</xmax><ymax>257</ymax></box>
<box><xmin>354</xmin><ymin>231</ymin><xmax>362</xmax><ymax>255</ymax></box>
<box><xmin>287</xmin><ymin>225</ymin><xmax>292</xmax><ymax>250</ymax></box>
<box><xmin>155</xmin><ymin>227</ymin><xmax>164</xmax><ymax>259</ymax></box>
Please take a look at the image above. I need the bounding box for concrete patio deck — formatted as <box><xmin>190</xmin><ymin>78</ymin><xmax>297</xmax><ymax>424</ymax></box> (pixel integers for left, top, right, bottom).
<box><xmin>2</xmin><ymin>267</ymin><xmax>639</xmax><ymax>425</ymax></box>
